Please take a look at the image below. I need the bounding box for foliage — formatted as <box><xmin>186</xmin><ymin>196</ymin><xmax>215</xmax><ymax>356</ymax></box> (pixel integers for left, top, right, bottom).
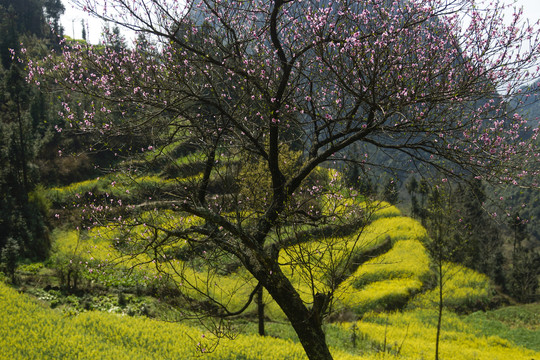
<box><xmin>506</xmin><ymin>212</ymin><xmax>540</xmax><ymax>302</ymax></box>
<box><xmin>507</xmin><ymin>246</ymin><xmax>540</xmax><ymax>303</ymax></box>
<box><xmin>411</xmin><ymin>178</ymin><xmax>505</xmax><ymax>287</ymax></box>
<box><xmin>239</xmin><ymin>143</ymin><xmax>303</xmax><ymax>211</ymax></box>
<box><xmin>17</xmin><ymin>261</ymin><xmax>44</xmax><ymax>275</ymax></box>
<box><xmin>0</xmin><ymin>0</ymin><xmax>66</xmax><ymax>263</ymax></box>
<box><xmin>465</xmin><ymin>303</ymin><xmax>540</xmax><ymax>352</ymax></box>
<box><xmin>1</xmin><ymin>238</ymin><xmax>20</xmax><ymax>282</ymax></box>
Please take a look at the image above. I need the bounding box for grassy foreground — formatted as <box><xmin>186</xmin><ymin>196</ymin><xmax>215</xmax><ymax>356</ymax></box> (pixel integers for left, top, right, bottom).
<box><xmin>1</xmin><ymin>279</ymin><xmax>539</xmax><ymax>359</ymax></box>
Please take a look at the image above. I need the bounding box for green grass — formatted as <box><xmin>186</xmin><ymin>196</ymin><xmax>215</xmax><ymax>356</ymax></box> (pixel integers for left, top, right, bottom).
<box><xmin>464</xmin><ymin>304</ymin><xmax>540</xmax><ymax>351</ymax></box>
<box><xmin>347</xmin><ymin>308</ymin><xmax>540</xmax><ymax>359</ymax></box>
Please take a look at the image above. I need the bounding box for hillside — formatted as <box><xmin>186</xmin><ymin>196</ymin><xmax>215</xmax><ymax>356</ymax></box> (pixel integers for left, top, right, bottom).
<box><xmin>1</xmin><ymin>136</ymin><xmax>537</xmax><ymax>359</ymax></box>
<box><xmin>0</xmin><ymin>112</ymin><xmax>536</xmax><ymax>359</ymax></box>
<box><xmin>1</xmin><ymin>207</ymin><xmax>539</xmax><ymax>359</ymax></box>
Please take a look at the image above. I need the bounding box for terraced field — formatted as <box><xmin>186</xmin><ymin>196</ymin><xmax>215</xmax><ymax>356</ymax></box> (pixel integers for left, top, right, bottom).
<box><xmin>3</xmin><ymin>190</ymin><xmax>539</xmax><ymax>359</ymax></box>
<box><xmin>2</xmin><ymin>147</ymin><xmax>536</xmax><ymax>359</ymax></box>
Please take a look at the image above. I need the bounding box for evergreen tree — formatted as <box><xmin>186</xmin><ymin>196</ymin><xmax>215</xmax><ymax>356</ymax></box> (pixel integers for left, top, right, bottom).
<box><xmin>42</xmin><ymin>0</ymin><xmax>65</xmax><ymax>34</ymax></box>
<box><xmin>81</xmin><ymin>19</ymin><xmax>86</xmax><ymax>41</ymax></box>
<box><xmin>382</xmin><ymin>177</ymin><xmax>399</xmax><ymax>204</ymax></box>
<box><xmin>0</xmin><ymin>0</ymin><xmax>64</xmax><ymax>262</ymax></box>
<box><xmin>0</xmin><ymin>237</ymin><xmax>20</xmax><ymax>282</ymax></box>
<box><xmin>407</xmin><ymin>177</ymin><xmax>430</xmax><ymax>225</ymax></box>
<box><xmin>345</xmin><ymin>163</ymin><xmax>375</xmax><ymax>196</ymax></box>
<box><xmin>0</xmin><ymin>0</ymin><xmax>45</xmax><ymax>38</ymax></box>
<box><xmin>102</xmin><ymin>25</ymin><xmax>127</xmax><ymax>51</ymax></box>
<box><xmin>410</xmin><ymin>178</ymin><xmax>505</xmax><ymax>286</ymax></box>
<box><xmin>406</xmin><ymin>177</ymin><xmax>427</xmax><ymax>222</ymax></box>
<box><xmin>0</xmin><ymin>62</ymin><xmax>51</xmax><ymax>260</ymax></box>
<box><xmin>507</xmin><ymin>213</ymin><xmax>540</xmax><ymax>302</ymax></box>
<box><xmin>456</xmin><ymin>180</ymin><xmax>503</xmax><ymax>283</ymax></box>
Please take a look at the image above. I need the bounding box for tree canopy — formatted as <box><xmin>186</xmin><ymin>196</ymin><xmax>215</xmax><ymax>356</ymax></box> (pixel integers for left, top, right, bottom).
<box><xmin>0</xmin><ymin>0</ymin><xmax>65</xmax><ymax>264</ymax></box>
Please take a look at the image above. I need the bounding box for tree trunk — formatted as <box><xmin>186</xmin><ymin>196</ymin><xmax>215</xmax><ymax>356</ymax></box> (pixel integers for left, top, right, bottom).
<box><xmin>16</xmin><ymin>101</ymin><xmax>29</xmax><ymax>193</ymax></box>
<box><xmin>435</xmin><ymin>260</ymin><xmax>443</xmax><ymax>360</ymax></box>
<box><xmin>259</xmin><ymin>267</ymin><xmax>333</xmax><ymax>360</ymax></box>
<box><xmin>240</xmin><ymin>233</ymin><xmax>333</xmax><ymax>359</ymax></box>
<box><xmin>257</xmin><ymin>285</ymin><xmax>265</xmax><ymax>336</ymax></box>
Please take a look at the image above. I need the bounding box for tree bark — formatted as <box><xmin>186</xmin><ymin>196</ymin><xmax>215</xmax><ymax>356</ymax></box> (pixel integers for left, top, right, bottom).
<box><xmin>251</xmin><ymin>261</ymin><xmax>333</xmax><ymax>360</ymax></box>
<box><xmin>268</xmin><ymin>278</ymin><xmax>332</xmax><ymax>360</ymax></box>
<box><xmin>435</xmin><ymin>256</ymin><xmax>443</xmax><ymax>360</ymax></box>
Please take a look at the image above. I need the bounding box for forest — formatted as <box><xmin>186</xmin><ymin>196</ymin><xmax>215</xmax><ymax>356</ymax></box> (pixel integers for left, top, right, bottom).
<box><xmin>1</xmin><ymin>0</ymin><xmax>540</xmax><ymax>359</ymax></box>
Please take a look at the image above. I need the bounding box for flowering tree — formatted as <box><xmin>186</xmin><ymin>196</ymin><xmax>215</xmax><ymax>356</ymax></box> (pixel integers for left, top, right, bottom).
<box><xmin>31</xmin><ymin>0</ymin><xmax>540</xmax><ymax>359</ymax></box>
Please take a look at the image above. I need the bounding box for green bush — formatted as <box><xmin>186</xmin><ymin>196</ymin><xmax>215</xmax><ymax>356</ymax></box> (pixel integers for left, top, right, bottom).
<box><xmin>1</xmin><ymin>238</ymin><xmax>20</xmax><ymax>282</ymax></box>
<box><xmin>18</xmin><ymin>262</ymin><xmax>44</xmax><ymax>275</ymax></box>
